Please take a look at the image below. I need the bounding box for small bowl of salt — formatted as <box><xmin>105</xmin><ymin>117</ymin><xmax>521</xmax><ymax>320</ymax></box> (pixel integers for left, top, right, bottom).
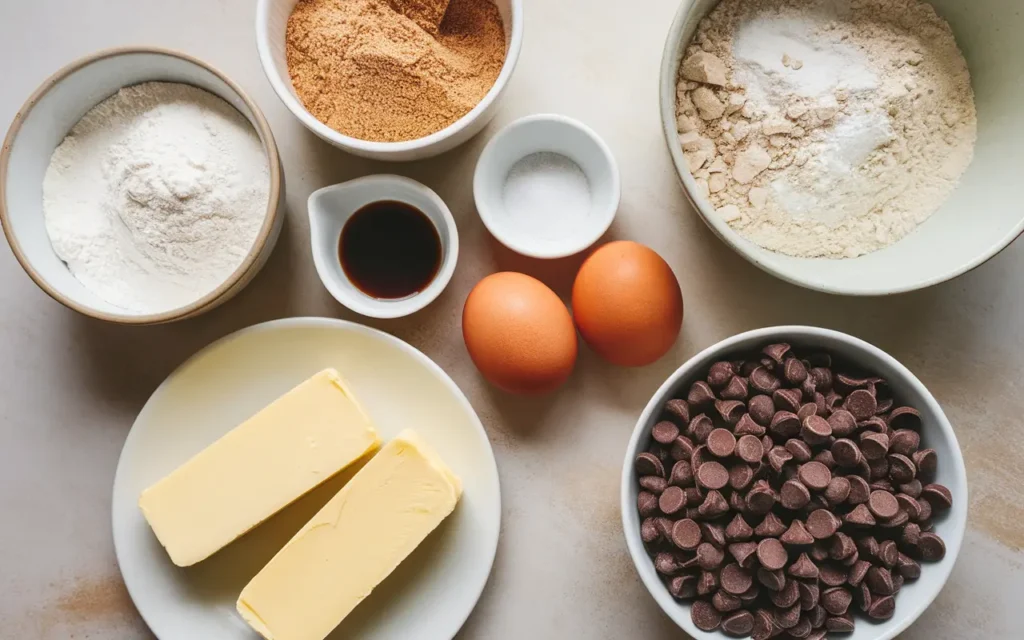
<box><xmin>473</xmin><ymin>114</ymin><xmax>620</xmax><ymax>259</ymax></box>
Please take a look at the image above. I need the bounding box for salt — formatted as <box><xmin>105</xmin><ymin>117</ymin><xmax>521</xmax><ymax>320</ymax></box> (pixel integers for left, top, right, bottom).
<box><xmin>500</xmin><ymin>152</ymin><xmax>592</xmax><ymax>241</ymax></box>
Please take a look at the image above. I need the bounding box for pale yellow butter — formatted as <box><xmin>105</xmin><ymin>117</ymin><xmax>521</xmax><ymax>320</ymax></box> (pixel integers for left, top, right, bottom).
<box><xmin>138</xmin><ymin>369</ymin><xmax>381</xmax><ymax>567</ymax></box>
<box><xmin>237</xmin><ymin>429</ymin><xmax>462</xmax><ymax>640</ymax></box>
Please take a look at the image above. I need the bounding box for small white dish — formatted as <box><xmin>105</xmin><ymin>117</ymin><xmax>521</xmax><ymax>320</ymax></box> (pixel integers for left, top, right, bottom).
<box><xmin>256</xmin><ymin>0</ymin><xmax>523</xmax><ymax>161</ymax></box>
<box><xmin>0</xmin><ymin>47</ymin><xmax>284</xmax><ymax>324</ymax></box>
<box><xmin>621</xmin><ymin>326</ymin><xmax>968</xmax><ymax>640</ymax></box>
<box><xmin>308</xmin><ymin>175</ymin><xmax>458</xmax><ymax>319</ymax></box>
<box><xmin>112</xmin><ymin>317</ymin><xmax>501</xmax><ymax>640</ymax></box>
<box><xmin>473</xmin><ymin>114</ymin><xmax>620</xmax><ymax>259</ymax></box>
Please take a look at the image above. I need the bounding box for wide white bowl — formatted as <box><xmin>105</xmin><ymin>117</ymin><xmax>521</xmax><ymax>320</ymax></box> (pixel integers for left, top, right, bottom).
<box><xmin>621</xmin><ymin>326</ymin><xmax>968</xmax><ymax>640</ymax></box>
<box><xmin>660</xmin><ymin>0</ymin><xmax>1024</xmax><ymax>295</ymax></box>
<box><xmin>256</xmin><ymin>0</ymin><xmax>523</xmax><ymax>162</ymax></box>
<box><xmin>308</xmin><ymin>175</ymin><xmax>459</xmax><ymax>319</ymax></box>
<box><xmin>0</xmin><ymin>47</ymin><xmax>285</xmax><ymax>324</ymax></box>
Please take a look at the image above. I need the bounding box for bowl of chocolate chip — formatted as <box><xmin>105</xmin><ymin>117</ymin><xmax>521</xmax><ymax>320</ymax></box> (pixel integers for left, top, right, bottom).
<box><xmin>620</xmin><ymin>326</ymin><xmax>966</xmax><ymax>640</ymax></box>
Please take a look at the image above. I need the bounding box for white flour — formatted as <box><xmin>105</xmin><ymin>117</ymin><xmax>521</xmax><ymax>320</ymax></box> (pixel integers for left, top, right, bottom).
<box><xmin>43</xmin><ymin>82</ymin><xmax>269</xmax><ymax>313</ymax></box>
<box><xmin>675</xmin><ymin>0</ymin><xmax>977</xmax><ymax>258</ymax></box>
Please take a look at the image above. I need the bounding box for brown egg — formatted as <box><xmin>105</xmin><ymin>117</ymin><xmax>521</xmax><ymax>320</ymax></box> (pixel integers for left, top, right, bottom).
<box><xmin>463</xmin><ymin>272</ymin><xmax>577</xmax><ymax>394</ymax></box>
<box><xmin>572</xmin><ymin>241</ymin><xmax>683</xmax><ymax>367</ymax></box>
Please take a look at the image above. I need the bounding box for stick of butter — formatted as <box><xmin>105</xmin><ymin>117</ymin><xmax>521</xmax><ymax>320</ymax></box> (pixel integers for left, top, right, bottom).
<box><xmin>237</xmin><ymin>429</ymin><xmax>462</xmax><ymax>640</ymax></box>
<box><xmin>138</xmin><ymin>368</ymin><xmax>381</xmax><ymax>567</ymax></box>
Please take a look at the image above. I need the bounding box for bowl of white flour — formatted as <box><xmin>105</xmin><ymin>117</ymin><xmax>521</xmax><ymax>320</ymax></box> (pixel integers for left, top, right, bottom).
<box><xmin>661</xmin><ymin>0</ymin><xmax>1024</xmax><ymax>295</ymax></box>
<box><xmin>1</xmin><ymin>47</ymin><xmax>284</xmax><ymax>323</ymax></box>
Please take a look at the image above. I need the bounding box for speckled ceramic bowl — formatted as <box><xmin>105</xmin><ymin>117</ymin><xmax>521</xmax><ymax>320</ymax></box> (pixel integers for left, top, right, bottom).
<box><xmin>621</xmin><ymin>326</ymin><xmax>967</xmax><ymax>640</ymax></box>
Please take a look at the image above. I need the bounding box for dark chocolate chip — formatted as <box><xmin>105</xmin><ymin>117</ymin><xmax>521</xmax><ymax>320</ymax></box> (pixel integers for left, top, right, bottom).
<box><xmin>799</xmin><ymin>581</ymin><xmax>821</xmax><ymax>611</ymax></box>
<box><xmin>669</xmin><ymin>460</ymin><xmax>695</xmax><ymax>487</ymax></box>
<box><xmin>688</xmin><ymin>381</ymin><xmax>716</xmax><ymax>407</ymax></box>
<box><xmin>922</xmin><ymin>483</ymin><xmax>952</xmax><ymax>510</ymax></box>
<box><xmin>807</xmin><ymin>603</ymin><xmax>827</xmax><ymax>628</ymax></box>
<box><xmin>843</xmin><ymin>389</ymin><xmax>877</xmax><ymax>420</ymax></box>
<box><xmin>721</xmin><ymin>562</ymin><xmax>754</xmax><ymax>595</ymax></box>
<box><xmin>757</xmin><ymin>567</ymin><xmax>786</xmax><ymax>591</ymax></box>
<box><xmin>859</xmin><ymin>432</ymin><xmax>890</xmax><ymax>460</ymax></box>
<box><xmin>668</xmin><ymin>573</ymin><xmax>697</xmax><ymax>599</ymax></box>
<box><xmin>773</xmin><ymin>387</ymin><xmax>803</xmax><ymax>413</ymax></box>
<box><xmin>783</xmin><ymin>357</ymin><xmax>808</xmax><ymax>385</ymax></box>
<box><xmin>888</xmin><ymin>453</ymin><xmax>917</xmax><ymax>484</ymax></box>
<box><xmin>659</xmin><ymin>486</ymin><xmax>687</xmax><ymax>515</ymax></box>
<box><xmin>824</xmin><ymin>476</ymin><xmax>851</xmax><ymax>505</ymax></box>
<box><xmin>669</xmin><ymin>435</ymin><xmax>696</xmax><ymax>461</ymax></box>
<box><xmin>785</xmin><ymin>438</ymin><xmax>813</xmax><ymax>463</ymax></box>
<box><xmin>899</xmin><ymin>478</ymin><xmax>923</xmax><ymax>498</ymax></box>
<box><xmin>652</xmin><ymin>420</ymin><xmax>680</xmax><ymax>444</ymax></box>
<box><xmin>789</xmin><ymin>552</ymin><xmax>819</xmax><ymax>579</ymax></box>
<box><xmin>729</xmin><ymin>463</ymin><xmax>755</xmax><ymax>491</ymax></box>
<box><xmin>721</xmin><ymin>375</ymin><xmax>750</xmax><ymax>401</ymax></box>
<box><xmin>722</xmin><ymin>610</ymin><xmax>754</xmax><ymax>636</ymax></box>
<box><xmin>831</xmin><ymin>439</ymin><xmax>862</xmax><ymax>468</ymax></box>
<box><xmin>698</xmin><ymin>570</ymin><xmax>720</xmax><ymax>595</ymax></box>
<box><xmin>708</xmin><ymin>361</ymin><xmax>736</xmax><ymax>388</ymax></box>
<box><xmin>688</xmin><ymin>414</ymin><xmax>715</xmax><ymax>444</ymax></box>
<box><xmin>654</xmin><ymin>551</ymin><xmax>680</xmax><ymax>575</ymax></box>
<box><xmin>797</xmin><ymin>402</ymin><xmax>818</xmax><ymax>422</ymax></box>
<box><xmin>767</xmin><ymin>446</ymin><xmax>794</xmax><ymax>473</ymax></box>
<box><xmin>751</xmin><ymin>608</ymin><xmax>775</xmax><ymax>640</ymax></box>
<box><xmin>699</xmin><ymin>490</ymin><xmax>730</xmax><ymax>518</ymax></box>
<box><xmin>639</xmin><ymin>475</ymin><xmax>667</xmax><ymax>495</ymax></box>
<box><xmin>691</xmin><ymin>599</ymin><xmax>722</xmax><ymax>631</ymax></box>
<box><xmin>697</xmin><ymin>461</ymin><xmax>730</xmax><ymax>491</ymax></box>
<box><xmin>825</xmin><ymin>613</ymin><xmax>856</xmax><ymax>632</ymax></box>
<box><xmin>781</xmin><ymin>519</ymin><xmax>815</xmax><ymax>546</ymax></box>
<box><xmin>707</xmin><ymin>428</ymin><xmax>738</xmax><ymax>457</ymax></box>
<box><xmin>819</xmin><ymin>563</ymin><xmax>848</xmax><ymax>587</ymax></box>
<box><xmin>868</xmin><ymin>490</ymin><xmax>899</xmax><ymax>519</ymax></box>
<box><xmin>806</xmin><ymin>510</ymin><xmax>839</xmax><ymax>539</ymax></box>
<box><xmin>763</xmin><ymin>343</ymin><xmax>791</xmax><ymax>364</ymax></box>
<box><xmin>781</xmin><ymin>479</ymin><xmax>812</xmax><ymax>510</ymax></box>
<box><xmin>735</xmin><ymin>435</ymin><xmax>764</xmax><ymax>465</ymax></box>
<box><xmin>713</xmin><ymin>589</ymin><xmax>743</xmax><ymax>613</ymax></box>
<box><xmin>912</xmin><ymin>448</ymin><xmax>938</xmax><ymax>479</ymax></box>
<box><xmin>890</xmin><ymin>429</ymin><xmax>921</xmax><ymax>456</ymax></box>
<box><xmin>637</xmin><ymin>491</ymin><xmax>658</xmax><ymax>517</ymax></box>
<box><xmin>746</xmin><ymin>481</ymin><xmax>777</xmax><ymax>515</ymax></box>
<box><xmin>748</xmin><ymin>395</ymin><xmax>775</xmax><ymax>426</ymax></box>
<box><xmin>843</xmin><ymin>503</ymin><xmax>876</xmax><ymax>527</ymax></box>
<box><xmin>671</xmin><ymin>518</ymin><xmax>702</xmax><ymax>550</ymax></box>
<box><xmin>735</xmin><ymin>413</ymin><xmax>767</xmax><ymax>437</ymax></box>
<box><xmin>771</xmin><ymin>579</ymin><xmax>800</xmax><ymax>609</ymax></box>
<box><xmin>701</xmin><ymin>522</ymin><xmax>727</xmax><ymax>548</ymax></box>
<box><xmin>848</xmin><ymin>559</ymin><xmax>871</xmax><ymax>587</ymax></box>
<box><xmin>750</xmin><ymin>366</ymin><xmax>781</xmax><ymax>394</ymax></box>
<box><xmin>858</xmin><ymin>415</ymin><xmax>888</xmax><ymax>433</ymax></box>
<box><xmin>916</xmin><ymin>497</ymin><xmax>933</xmax><ymax>522</ymax></box>
<box><xmin>798</xmin><ymin>461</ymin><xmax>832</xmax><ymax>491</ymax></box>
<box><xmin>757</xmin><ymin>538</ymin><xmax>789</xmax><ymax>571</ymax></box>
<box><xmin>897</xmin><ymin>552</ymin><xmax>921</xmax><ymax>579</ymax></box>
<box><xmin>879</xmin><ymin>540</ymin><xmax>899</xmax><ymax>567</ymax></box>
<box><xmin>729</xmin><ymin>541</ymin><xmax>759</xmax><ymax>569</ymax></box>
<box><xmin>887</xmin><ymin>406</ymin><xmax>922</xmax><ymax>430</ymax></box>
<box><xmin>726</xmin><ymin>513</ymin><xmax>754</xmax><ymax>542</ymax></box>
<box><xmin>640</xmin><ymin>517</ymin><xmax>660</xmax><ymax>544</ymax></box>
<box><xmin>636</xmin><ymin>452</ymin><xmax>664</xmax><ymax>477</ymax></box>
<box><xmin>822</xmin><ymin>586</ymin><xmax>852</xmax><ymax>616</ymax></box>
<box><xmin>867</xmin><ymin>595</ymin><xmax>895</xmax><ymax>620</ymax></box>
<box><xmin>716</xmin><ymin>399</ymin><xmax>746</xmax><ymax>425</ymax></box>
<box><xmin>866</xmin><ymin>566</ymin><xmax>895</xmax><ymax>595</ymax></box>
<box><xmin>918</xmin><ymin>532</ymin><xmax>946</xmax><ymax>561</ymax></box>
<box><xmin>846</xmin><ymin>475</ymin><xmax>871</xmax><ymax>504</ymax></box>
<box><xmin>789</xmin><ymin>617</ymin><xmax>812</xmax><ymax>639</ymax></box>
<box><xmin>800</xmin><ymin>415</ymin><xmax>832</xmax><ymax>446</ymax></box>
<box><xmin>770</xmin><ymin>411</ymin><xmax>801</xmax><ymax>439</ymax></box>
<box><xmin>664</xmin><ymin>398</ymin><xmax>691</xmax><ymax>426</ymax></box>
<box><xmin>697</xmin><ymin>542</ymin><xmax>726</xmax><ymax>570</ymax></box>
<box><xmin>829</xmin><ymin>532</ymin><xmax>856</xmax><ymax>561</ymax></box>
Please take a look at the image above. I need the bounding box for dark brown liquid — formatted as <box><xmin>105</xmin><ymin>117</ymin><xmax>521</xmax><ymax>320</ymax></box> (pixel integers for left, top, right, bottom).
<box><xmin>339</xmin><ymin>200</ymin><xmax>442</xmax><ymax>300</ymax></box>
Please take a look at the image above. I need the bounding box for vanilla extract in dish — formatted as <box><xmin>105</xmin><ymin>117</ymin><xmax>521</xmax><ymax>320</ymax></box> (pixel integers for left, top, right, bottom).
<box><xmin>339</xmin><ymin>201</ymin><xmax>442</xmax><ymax>299</ymax></box>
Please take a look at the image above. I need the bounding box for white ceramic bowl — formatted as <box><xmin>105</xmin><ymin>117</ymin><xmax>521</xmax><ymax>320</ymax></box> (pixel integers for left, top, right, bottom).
<box><xmin>473</xmin><ymin>114</ymin><xmax>620</xmax><ymax>259</ymax></box>
<box><xmin>256</xmin><ymin>0</ymin><xmax>523</xmax><ymax>162</ymax></box>
<box><xmin>660</xmin><ymin>0</ymin><xmax>1024</xmax><ymax>295</ymax></box>
<box><xmin>621</xmin><ymin>326</ymin><xmax>968</xmax><ymax>640</ymax></box>
<box><xmin>0</xmin><ymin>47</ymin><xmax>285</xmax><ymax>325</ymax></box>
<box><xmin>309</xmin><ymin>175</ymin><xmax>458</xmax><ymax>319</ymax></box>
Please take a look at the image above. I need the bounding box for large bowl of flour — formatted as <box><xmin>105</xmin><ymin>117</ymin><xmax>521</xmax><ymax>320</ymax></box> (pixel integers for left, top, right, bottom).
<box><xmin>0</xmin><ymin>47</ymin><xmax>284</xmax><ymax>323</ymax></box>
<box><xmin>660</xmin><ymin>0</ymin><xmax>1024</xmax><ymax>295</ymax></box>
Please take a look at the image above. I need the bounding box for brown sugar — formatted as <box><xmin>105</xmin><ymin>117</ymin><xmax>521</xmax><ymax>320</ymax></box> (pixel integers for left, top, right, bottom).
<box><xmin>389</xmin><ymin>0</ymin><xmax>451</xmax><ymax>33</ymax></box>
<box><xmin>286</xmin><ymin>0</ymin><xmax>506</xmax><ymax>143</ymax></box>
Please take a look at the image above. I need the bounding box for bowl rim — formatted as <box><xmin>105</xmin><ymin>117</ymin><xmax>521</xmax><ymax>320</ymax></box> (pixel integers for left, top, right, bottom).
<box><xmin>255</xmin><ymin>0</ymin><xmax>524</xmax><ymax>156</ymax></box>
<box><xmin>307</xmin><ymin>174</ymin><xmax>460</xmax><ymax>319</ymax></box>
<box><xmin>472</xmin><ymin>112</ymin><xmax>621</xmax><ymax>259</ymax></box>
<box><xmin>658</xmin><ymin>0</ymin><xmax>1024</xmax><ymax>296</ymax></box>
<box><xmin>619</xmin><ymin>325</ymin><xmax>968</xmax><ymax>639</ymax></box>
<box><xmin>0</xmin><ymin>45</ymin><xmax>283</xmax><ymax>325</ymax></box>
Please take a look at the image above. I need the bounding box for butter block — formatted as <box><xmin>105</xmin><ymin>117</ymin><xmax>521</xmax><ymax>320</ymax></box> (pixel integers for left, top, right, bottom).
<box><xmin>138</xmin><ymin>369</ymin><xmax>381</xmax><ymax>567</ymax></box>
<box><xmin>237</xmin><ymin>429</ymin><xmax>462</xmax><ymax>640</ymax></box>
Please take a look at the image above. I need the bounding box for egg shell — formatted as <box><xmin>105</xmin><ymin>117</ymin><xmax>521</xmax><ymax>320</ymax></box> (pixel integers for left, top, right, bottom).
<box><xmin>572</xmin><ymin>241</ymin><xmax>683</xmax><ymax>367</ymax></box>
<box><xmin>462</xmin><ymin>272</ymin><xmax>577</xmax><ymax>395</ymax></box>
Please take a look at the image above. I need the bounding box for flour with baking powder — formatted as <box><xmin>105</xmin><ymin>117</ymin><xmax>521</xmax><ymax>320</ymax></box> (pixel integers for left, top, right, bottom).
<box><xmin>676</xmin><ymin>0</ymin><xmax>977</xmax><ymax>258</ymax></box>
<box><xmin>43</xmin><ymin>82</ymin><xmax>269</xmax><ymax>313</ymax></box>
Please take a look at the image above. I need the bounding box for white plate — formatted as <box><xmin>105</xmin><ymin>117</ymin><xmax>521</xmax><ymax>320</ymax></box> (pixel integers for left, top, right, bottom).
<box><xmin>112</xmin><ymin>318</ymin><xmax>500</xmax><ymax>640</ymax></box>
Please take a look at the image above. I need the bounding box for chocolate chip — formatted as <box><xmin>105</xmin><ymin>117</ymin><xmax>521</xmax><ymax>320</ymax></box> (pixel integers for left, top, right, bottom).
<box><xmin>788</xmin><ymin>552</ymin><xmax>819</xmax><ymax>579</ymax></box>
<box><xmin>757</xmin><ymin>538</ymin><xmax>788</xmax><ymax>571</ymax></box>
<box><xmin>798</xmin><ymin>461</ymin><xmax>832</xmax><ymax>491</ymax></box>
<box><xmin>772</xmin><ymin>387</ymin><xmax>802</xmax><ymax>414</ymax></box>
<box><xmin>721</xmin><ymin>375</ymin><xmax>750</xmax><ymax>401</ymax></box>
<box><xmin>781</xmin><ymin>519</ymin><xmax>815</xmax><ymax>546</ymax></box>
<box><xmin>713</xmin><ymin>589</ymin><xmax>743</xmax><ymax>613</ymax></box>
<box><xmin>670</xmin><ymin>435</ymin><xmax>696</xmax><ymax>461</ymax></box>
<box><xmin>757</xmin><ymin>567</ymin><xmax>786</xmax><ymax>591</ymax></box>
<box><xmin>797</xmin><ymin>403</ymin><xmax>817</xmax><ymax>422</ymax></box>
<box><xmin>843</xmin><ymin>503</ymin><xmax>876</xmax><ymax>527</ymax></box>
<box><xmin>913</xmin><ymin>448</ymin><xmax>938</xmax><ymax>479</ymax></box>
<box><xmin>698</xmin><ymin>570</ymin><xmax>720</xmax><ymax>595</ymax></box>
<box><xmin>785</xmin><ymin>438</ymin><xmax>813</xmax><ymax>463</ymax></box>
<box><xmin>831</xmin><ymin>438</ymin><xmax>862</xmax><ymax>468</ymax></box>
<box><xmin>688</xmin><ymin>380</ymin><xmax>716</xmax><ymax>407</ymax></box>
<box><xmin>658</xmin><ymin>486</ymin><xmax>687</xmax><ymax>515</ymax></box>
<box><xmin>919</xmin><ymin>532</ymin><xmax>946</xmax><ymax>561</ymax></box>
<box><xmin>639</xmin><ymin>475</ymin><xmax>667</xmax><ymax>496</ymax></box>
<box><xmin>721</xmin><ymin>562</ymin><xmax>754</xmax><ymax>595</ymax></box>
<box><xmin>781</xmin><ymin>479</ymin><xmax>812</xmax><ymax>510</ymax></box>
<box><xmin>707</xmin><ymin>428</ymin><xmax>738</xmax><ymax>457</ymax></box>
<box><xmin>807</xmin><ymin>604</ymin><xmax>827</xmax><ymax>628</ymax></box>
<box><xmin>825</xmin><ymin>613</ymin><xmax>855</xmax><ymax>633</ymax></box>
<box><xmin>750</xmin><ymin>366</ymin><xmax>781</xmax><ymax>394</ymax></box>
<box><xmin>799</xmin><ymin>581</ymin><xmax>821</xmax><ymax>612</ymax></box>
<box><xmin>746</xmin><ymin>483</ymin><xmax>777</xmax><ymax>515</ymax></box>
<box><xmin>763</xmin><ymin>343</ymin><xmax>791</xmax><ymax>364</ymax></box>
<box><xmin>822</xmin><ymin>586</ymin><xmax>852</xmax><ymax>616</ymax></box>
<box><xmin>828</xmin><ymin>532</ymin><xmax>856</xmax><ymax>561</ymax></box>
<box><xmin>897</xmin><ymin>552</ymin><xmax>921</xmax><ymax>579</ymax></box>
<box><xmin>697</xmin><ymin>542</ymin><xmax>726</xmax><ymax>570</ymax></box>
<box><xmin>843</xmin><ymin>389</ymin><xmax>877</xmax><ymax>420</ymax></box>
<box><xmin>731</xmin><ymin>436</ymin><xmax>762</xmax><ymax>467</ymax></box>
<box><xmin>858</xmin><ymin>415</ymin><xmax>888</xmax><ymax>433</ymax></box>
<box><xmin>855</xmin><ymin>582</ymin><xmax>872</xmax><ymax>612</ymax></box>
<box><xmin>735</xmin><ymin>413</ymin><xmax>766</xmax><ymax>437</ymax></box>
<box><xmin>824</xmin><ymin>477</ymin><xmax>851</xmax><ymax>505</ymax></box>
<box><xmin>669</xmin><ymin>460</ymin><xmax>695</xmax><ymax>487</ymax></box>
<box><xmin>748</xmin><ymin>395</ymin><xmax>775</xmax><ymax>426</ymax></box>
<box><xmin>697</xmin><ymin>461</ymin><xmax>730</xmax><ymax>491</ymax></box>
<box><xmin>716</xmin><ymin>399</ymin><xmax>746</xmax><ymax>425</ymax></box>
<box><xmin>771</xmin><ymin>579</ymin><xmax>800</xmax><ymax>609</ymax></box>
<box><xmin>888</xmin><ymin>453</ymin><xmax>917</xmax><ymax>483</ymax></box>
<box><xmin>782</xmin><ymin>357</ymin><xmax>808</xmax><ymax>385</ymax></box>
<box><xmin>691</xmin><ymin>599</ymin><xmax>722</xmax><ymax>631</ymax></box>
<box><xmin>847</xmin><ymin>475</ymin><xmax>871</xmax><ymax>504</ymax></box>
<box><xmin>664</xmin><ymin>398</ymin><xmax>691</xmax><ymax>426</ymax></box>
<box><xmin>868</xmin><ymin>490</ymin><xmax>899</xmax><ymax>519</ymax></box>
<box><xmin>800</xmin><ymin>415</ymin><xmax>832</xmax><ymax>446</ymax></box>
<box><xmin>652</xmin><ymin>420</ymin><xmax>680</xmax><ymax>444</ymax></box>
<box><xmin>635</xmin><ymin>452</ymin><xmax>664</xmax><ymax>477</ymax></box>
<box><xmin>866</xmin><ymin>566</ymin><xmax>895</xmax><ymax>595</ymax></box>
<box><xmin>770</xmin><ymin>411</ymin><xmax>801</xmax><ymax>439</ymax></box>
<box><xmin>671</xmin><ymin>518</ymin><xmax>702</xmax><ymax>550</ymax></box>
<box><xmin>789</xmin><ymin>617</ymin><xmax>812</xmax><ymax>639</ymax></box>
<box><xmin>890</xmin><ymin>429</ymin><xmax>921</xmax><ymax>456</ymax></box>
<box><xmin>764</xmin><ymin>446</ymin><xmax>791</xmax><ymax>474</ymax></box>
<box><xmin>683</xmin><ymin>486</ymin><xmax>704</xmax><ymax>507</ymax></box>
<box><xmin>868</xmin><ymin>456</ymin><xmax>890</xmax><ymax>481</ymax></box>
<box><xmin>729</xmin><ymin>541</ymin><xmax>759</xmax><ymax>569</ymax></box>
<box><xmin>806</xmin><ymin>630</ymin><xmax>827</xmax><ymax>640</ymax></box>
<box><xmin>806</xmin><ymin>509</ymin><xmax>840</xmax><ymax>539</ymax></box>
<box><xmin>729</xmin><ymin>463</ymin><xmax>755</xmax><ymax>491</ymax></box>
<box><xmin>899</xmin><ymin>478</ymin><xmax>923</xmax><ymax>498</ymax></box>
<box><xmin>709</xmin><ymin>361</ymin><xmax>736</xmax><ymax>388</ymax></box>
<box><xmin>687</xmin><ymin>414</ymin><xmax>714</xmax><ymax>444</ymax></box>
<box><xmin>722</xmin><ymin>610</ymin><xmax>754</xmax><ymax>636</ymax></box>
<box><xmin>640</xmin><ymin>518</ymin><xmax>660</xmax><ymax>544</ymax></box>
<box><xmin>699</xmin><ymin>490</ymin><xmax>730</xmax><ymax>518</ymax></box>
<box><xmin>916</xmin><ymin>497</ymin><xmax>933</xmax><ymax>522</ymax></box>
<box><xmin>867</xmin><ymin>595</ymin><xmax>895</xmax><ymax>620</ymax></box>
<box><xmin>751</xmin><ymin>608</ymin><xmax>775</xmax><ymax>640</ymax></box>
<box><xmin>921</xmin><ymin>483</ymin><xmax>952</xmax><ymax>510</ymax></box>
<box><xmin>817</xmin><ymin>563</ymin><xmax>847</xmax><ymax>587</ymax></box>
<box><xmin>879</xmin><ymin>540</ymin><xmax>899</xmax><ymax>567</ymax></box>
<box><xmin>701</xmin><ymin>522</ymin><xmax>727</xmax><ymax>548</ymax></box>
<box><xmin>848</xmin><ymin>559</ymin><xmax>871</xmax><ymax>587</ymax></box>
<box><xmin>726</xmin><ymin>513</ymin><xmax>754</xmax><ymax>542</ymax></box>
<box><xmin>887</xmin><ymin>406</ymin><xmax>922</xmax><ymax>430</ymax></box>
<box><xmin>859</xmin><ymin>431</ymin><xmax>890</xmax><ymax>460</ymax></box>
<box><xmin>637</xmin><ymin>491</ymin><xmax>658</xmax><ymax>517</ymax></box>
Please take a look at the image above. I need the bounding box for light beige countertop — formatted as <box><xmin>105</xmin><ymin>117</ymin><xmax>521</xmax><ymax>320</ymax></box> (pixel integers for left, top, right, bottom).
<box><xmin>1</xmin><ymin>0</ymin><xmax>1022</xmax><ymax>638</ymax></box>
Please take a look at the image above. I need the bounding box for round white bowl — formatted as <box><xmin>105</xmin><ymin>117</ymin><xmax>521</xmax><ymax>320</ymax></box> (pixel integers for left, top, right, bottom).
<box><xmin>256</xmin><ymin>0</ymin><xmax>523</xmax><ymax>162</ymax></box>
<box><xmin>660</xmin><ymin>0</ymin><xmax>1024</xmax><ymax>295</ymax></box>
<box><xmin>473</xmin><ymin>114</ymin><xmax>620</xmax><ymax>259</ymax></box>
<box><xmin>0</xmin><ymin>47</ymin><xmax>285</xmax><ymax>325</ymax></box>
<box><xmin>308</xmin><ymin>175</ymin><xmax>458</xmax><ymax>319</ymax></box>
<box><xmin>621</xmin><ymin>326</ymin><xmax>968</xmax><ymax>640</ymax></box>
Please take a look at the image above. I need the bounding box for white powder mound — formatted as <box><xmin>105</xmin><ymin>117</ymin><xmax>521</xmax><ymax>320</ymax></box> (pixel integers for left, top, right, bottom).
<box><xmin>674</xmin><ymin>0</ymin><xmax>977</xmax><ymax>259</ymax></box>
<box><xmin>43</xmin><ymin>82</ymin><xmax>269</xmax><ymax>313</ymax></box>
